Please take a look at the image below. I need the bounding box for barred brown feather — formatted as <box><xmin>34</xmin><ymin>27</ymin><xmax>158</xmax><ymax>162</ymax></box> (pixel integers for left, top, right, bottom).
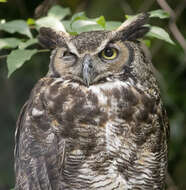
<box><xmin>15</xmin><ymin>13</ymin><xmax>169</xmax><ymax>190</ymax></box>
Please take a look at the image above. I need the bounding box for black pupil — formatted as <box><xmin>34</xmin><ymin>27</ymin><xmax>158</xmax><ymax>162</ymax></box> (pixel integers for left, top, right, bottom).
<box><xmin>64</xmin><ymin>51</ymin><xmax>73</xmax><ymax>57</ymax></box>
<box><xmin>104</xmin><ymin>48</ymin><xmax>113</xmax><ymax>57</ymax></box>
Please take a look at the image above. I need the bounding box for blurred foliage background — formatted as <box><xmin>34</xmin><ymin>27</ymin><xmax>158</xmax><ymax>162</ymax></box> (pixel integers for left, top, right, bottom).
<box><xmin>0</xmin><ymin>0</ymin><xmax>186</xmax><ymax>189</ymax></box>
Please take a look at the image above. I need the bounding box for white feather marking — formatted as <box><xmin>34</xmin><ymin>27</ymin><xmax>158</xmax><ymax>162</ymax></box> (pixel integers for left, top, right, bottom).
<box><xmin>32</xmin><ymin>108</ymin><xmax>44</xmax><ymax>116</ymax></box>
<box><xmin>92</xmin><ymin>175</ymin><xmax>111</xmax><ymax>188</ymax></box>
<box><xmin>103</xmin><ymin>80</ymin><xmax>129</xmax><ymax>89</ymax></box>
<box><xmin>46</xmin><ymin>133</ymin><xmax>54</xmax><ymax>143</ymax></box>
<box><xmin>89</xmin><ymin>80</ymin><xmax>129</xmax><ymax>106</ymax></box>
<box><xmin>93</xmin><ymin>38</ymin><xmax>111</xmax><ymax>55</ymax></box>
<box><xmin>25</xmin><ymin>114</ymin><xmax>31</xmax><ymax>121</ymax></box>
<box><xmin>67</xmin><ymin>41</ymin><xmax>80</xmax><ymax>56</ymax></box>
<box><xmin>50</xmin><ymin>78</ymin><xmax>64</xmax><ymax>86</ymax></box>
<box><xmin>89</xmin><ymin>85</ymin><xmax>107</xmax><ymax>105</ymax></box>
<box><xmin>136</xmin><ymin>82</ymin><xmax>146</xmax><ymax>91</ymax></box>
<box><xmin>70</xmin><ymin>82</ymin><xmax>81</xmax><ymax>88</ymax></box>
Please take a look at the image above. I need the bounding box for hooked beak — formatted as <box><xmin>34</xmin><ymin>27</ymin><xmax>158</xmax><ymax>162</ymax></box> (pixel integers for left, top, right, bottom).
<box><xmin>82</xmin><ymin>55</ymin><xmax>94</xmax><ymax>87</ymax></box>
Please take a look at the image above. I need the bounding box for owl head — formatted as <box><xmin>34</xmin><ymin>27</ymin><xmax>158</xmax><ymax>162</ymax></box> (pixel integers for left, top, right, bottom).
<box><xmin>39</xmin><ymin>13</ymin><xmax>151</xmax><ymax>86</ymax></box>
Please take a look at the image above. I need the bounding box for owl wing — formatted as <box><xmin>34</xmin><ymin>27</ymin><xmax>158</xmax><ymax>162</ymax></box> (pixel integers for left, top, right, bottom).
<box><xmin>14</xmin><ymin>101</ymin><xmax>28</xmax><ymax>164</ymax></box>
<box><xmin>162</xmin><ymin>105</ymin><xmax>170</xmax><ymax>143</ymax></box>
<box><xmin>14</xmin><ymin>79</ymin><xmax>65</xmax><ymax>190</ymax></box>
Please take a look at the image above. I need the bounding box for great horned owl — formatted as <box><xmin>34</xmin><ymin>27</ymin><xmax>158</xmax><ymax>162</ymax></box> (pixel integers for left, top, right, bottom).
<box><xmin>15</xmin><ymin>13</ymin><xmax>169</xmax><ymax>190</ymax></box>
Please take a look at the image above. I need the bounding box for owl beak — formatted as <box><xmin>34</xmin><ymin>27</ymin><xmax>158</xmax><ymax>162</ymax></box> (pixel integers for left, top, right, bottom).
<box><xmin>82</xmin><ymin>55</ymin><xmax>94</xmax><ymax>87</ymax></box>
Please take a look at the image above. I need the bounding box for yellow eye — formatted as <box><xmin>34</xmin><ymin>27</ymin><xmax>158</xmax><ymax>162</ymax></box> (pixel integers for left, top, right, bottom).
<box><xmin>101</xmin><ymin>47</ymin><xmax>118</xmax><ymax>60</ymax></box>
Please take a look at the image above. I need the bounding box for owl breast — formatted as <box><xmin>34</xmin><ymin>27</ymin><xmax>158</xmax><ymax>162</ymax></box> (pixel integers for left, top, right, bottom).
<box><xmin>40</xmin><ymin>78</ymin><xmax>166</xmax><ymax>190</ymax></box>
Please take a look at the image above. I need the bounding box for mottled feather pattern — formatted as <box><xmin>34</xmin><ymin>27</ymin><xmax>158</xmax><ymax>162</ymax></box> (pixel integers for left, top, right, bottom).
<box><xmin>15</xmin><ymin>77</ymin><xmax>168</xmax><ymax>189</ymax></box>
<box><xmin>15</xmin><ymin>13</ymin><xmax>169</xmax><ymax>190</ymax></box>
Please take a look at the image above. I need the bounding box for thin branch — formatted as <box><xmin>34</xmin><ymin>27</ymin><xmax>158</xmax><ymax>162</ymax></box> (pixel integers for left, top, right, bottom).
<box><xmin>156</xmin><ymin>0</ymin><xmax>186</xmax><ymax>56</ymax></box>
<box><xmin>169</xmin><ymin>22</ymin><xmax>186</xmax><ymax>50</ymax></box>
<box><xmin>156</xmin><ymin>0</ymin><xmax>175</xmax><ymax>18</ymax></box>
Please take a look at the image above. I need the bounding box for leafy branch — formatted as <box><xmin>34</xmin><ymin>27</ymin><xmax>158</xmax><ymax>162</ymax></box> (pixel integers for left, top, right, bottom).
<box><xmin>0</xmin><ymin>5</ymin><xmax>175</xmax><ymax>77</ymax></box>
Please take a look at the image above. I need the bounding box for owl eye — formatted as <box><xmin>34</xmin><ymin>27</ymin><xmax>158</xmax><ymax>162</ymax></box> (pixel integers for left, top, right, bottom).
<box><xmin>100</xmin><ymin>47</ymin><xmax>118</xmax><ymax>60</ymax></box>
<box><xmin>62</xmin><ymin>51</ymin><xmax>76</xmax><ymax>61</ymax></box>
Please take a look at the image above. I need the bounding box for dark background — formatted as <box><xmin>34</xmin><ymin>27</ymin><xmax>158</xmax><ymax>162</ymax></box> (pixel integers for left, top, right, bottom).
<box><xmin>0</xmin><ymin>0</ymin><xmax>186</xmax><ymax>189</ymax></box>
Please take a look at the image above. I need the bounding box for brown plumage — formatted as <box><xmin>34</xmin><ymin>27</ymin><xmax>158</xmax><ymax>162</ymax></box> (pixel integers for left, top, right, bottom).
<box><xmin>15</xmin><ymin>13</ymin><xmax>169</xmax><ymax>190</ymax></box>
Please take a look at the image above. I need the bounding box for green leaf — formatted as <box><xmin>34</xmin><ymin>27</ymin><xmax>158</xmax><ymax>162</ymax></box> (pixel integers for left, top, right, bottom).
<box><xmin>96</xmin><ymin>16</ymin><xmax>106</xmax><ymax>28</ymax></box>
<box><xmin>0</xmin><ymin>0</ymin><xmax>7</xmax><ymax>2</ymax></box>
<box><xmin>146</xmin><ymin>26</ymin><xmax>175</xmax><ymax>45</ymax></box>
<box><xmin>70</xmin><ymin>13</ymin><xmax>108</xmax><ymax>33</ymax></box>
<box><xmin>125</xmin><ymin>14</ymin><xmax>135</xmax><ymax>20</ymax></box>
<box><xmin>7</xmin><ymin>49</ymin><xmax>37</xmax><ymax>77</ymax></box>
<box><xmin>0</xmin><ymin>20</ymin><xmax>32</xmax><ymax>38</ymax></box>
<box><xmin>18</xmin><ymin>38</ymin><xmax>38</xmax><ymax>49</ymax></box>
<box><xmin>71</xmin><ymin>20</ymin><xmax>104</xmax><ymax>34</ymax></box>
<box><xmin>48</xmin><ymin>5</ymin><xmax>71</xmax><ymax>20</ymax></box>
<box><xmin>105</xmin><ymin>21</ymin><xmax>122</xmax><ymax>30</ymax></box>
<box><xmin>0</xmin><ymin>19</ymin><xmax>5</xmax><ymax>24</ymax></box>
<box><xmin>36</xmin><ymin>16</ymin><xmax>66</xmax><ymax>31</ymax></box>
<box><xmin>27</xmin><ymin>18</ymin><xmax>35</xmax><ymax>25</ymax></box>
<box><xmin>71</xmin><ymin>12</ymin><xmax>87</xmax><ymax>23</ymax></box>
<box><xmin>126</xmin><ymin>9</ymin><xmax>169</xmax><ymax>20</ymax></box>
<box><xmin>0</xmin><ymin>38</ymin><xmax>22</xmax><ymax>49</ymax></box>
<box><xmin>62</xmin><ymin>20</ymin><xmax>73</xmax><ymax>33</ymax></box>
<box><xmin>143</xmin><ymin>39</ymin><xmax>151</xmax><ymax>47</ymax></box>
<box><xmin>149</xmin><ymin>9</ymin><xmax>170</xmax><ymax>19</ymax></box>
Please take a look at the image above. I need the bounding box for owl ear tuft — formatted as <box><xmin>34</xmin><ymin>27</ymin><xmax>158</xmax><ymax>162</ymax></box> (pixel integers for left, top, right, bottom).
<box><xmin>114</xmin><ymin>13</ymin><xmax>150</xmax><ymax>41</ymax></box>
<box><xmin>38</xmin><ymin>27</ymin><xmax>69</xmax><ymax>49</ymax></box>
